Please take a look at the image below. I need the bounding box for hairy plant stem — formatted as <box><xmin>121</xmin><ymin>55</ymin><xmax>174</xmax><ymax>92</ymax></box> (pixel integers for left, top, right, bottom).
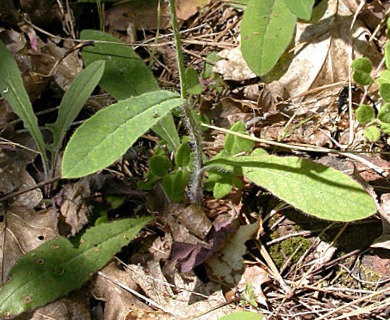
<box><xmin>169</xmin><ymin>0</ymin><xmax>203</xmax><ymax>205</ymax></box>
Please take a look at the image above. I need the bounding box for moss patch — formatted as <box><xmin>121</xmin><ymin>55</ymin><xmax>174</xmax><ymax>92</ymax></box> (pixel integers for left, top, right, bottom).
<box><xmin>269</xmin><ymin>235</ymin><xmax>311</xmax><ymax>269</ymax></box>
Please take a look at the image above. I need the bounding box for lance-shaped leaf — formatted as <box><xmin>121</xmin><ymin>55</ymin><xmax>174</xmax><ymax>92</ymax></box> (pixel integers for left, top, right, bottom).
<box><xmin>207</xmin><ymin>155</ymin><xmax>376</xmax><ymax>221</ymax></box>
<box><xmin>80</xmin><ymin>29</ymin><xmax>159</xmax><ymax>98</ymax></box>
<box><xmin>0</xmin><ymin>216</ymin><xmax>152</xmax><ymax>318</ymax></box>
<box><xmin>241</xmin><ymin>0</ymin><xmax>296</xmax><ymax>76</ymax></box>
<box><xmin>47</xmin><ymin>60</ymin><xmax>105</xmax><ymax>156</ymax></box>
<box><xmin>0</xmin><ymin>40</ymin><xmax>48</xmax><ymax>172</ymax></box>
<box><xmin>80</xmin><ymin>30</ymin><xmax>180</xmax><ymax>151</ymax></box>
<box><xmin>62</xmin><ymin>90</ymin><xmax>184</xmax><ymax>178</ymax></box>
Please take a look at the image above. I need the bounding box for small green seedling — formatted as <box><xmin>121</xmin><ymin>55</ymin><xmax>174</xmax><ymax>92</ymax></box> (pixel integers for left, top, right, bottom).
<box><xmin>351</xmin><ymin>35</ymin><xmax>390</xmax><ymax>142</ymax></box>
<box><xmin>139</xmin><ymin>142</ymin><xmax>192</xmax><ymax>202</ymax></box>
<box><xmin>240</xmin><ymin>282</ymin><xmax>258</xmax><ymax>308</ymax></box>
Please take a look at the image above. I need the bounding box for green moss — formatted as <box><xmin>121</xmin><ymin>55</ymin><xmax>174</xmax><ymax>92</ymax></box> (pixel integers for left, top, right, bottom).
<box><xmin>269</xmin><ymin>236</ymin><xmax>311</xmax><ymax>269</ymax></box>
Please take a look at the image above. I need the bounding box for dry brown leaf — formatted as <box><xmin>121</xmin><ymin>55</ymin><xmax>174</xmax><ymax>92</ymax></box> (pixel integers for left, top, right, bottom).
<box><xmin>0</xmin><ymin>207</ymin><xmax>58</xmax><ymax>281</ymax></box>
<box><xmin>176</xmin><ymin>0</ymin><xmax>211</xmax><ymax>21</ymax></box>
<box><xmin>214</xmin><ymin>47</ymin><xmax>256</xmax><ymax>82</ymax></box>
<box><xmin>30</xmin><ymin>296</ymin><xmax>90</xmax><ymax>320</ymax></box>
<box><xmin>0</xmin><ymin>149</ymin><xmax>42</xmax><ymax>207</ymax></box>
<box><xmin>93</xmin><ymin>263</ymin><xmax>147</xmax><ymax>320</ymax></box>
<box><xmin>204</xmin><ymin>97</ymin><xmax>253</xmax><ymax>129</ymax></box>
<box><xmin>256</xmin><ymin>81</ymin><xmax>289</xmax><ymax>114</ymax></box>
<box><xmin>126</xmin><ymin>261</ymin><xmax>174</xmax><ymax>308</ymax></box>
<box><xmin>2</xmin><ymin>27</ymin><xmax>82</xmax><ymax>100</ymax></box>
<box><xmin>126</xmin><ymin>261</ymin><xmax>231</xmax><ymax>319</ymax></box>
<box><xmin>206</xmin><ymin>223</ymin><xmax>258</xmax><ymax>286</ymax></box>
<box><xmin>371</xmin><ymin>193</ymin><xmax>390</xmax><ymax>250</ymax></box>
<box><xmin>46</xmin><ymin>39</ymin><xmax>82</xmax><ymax>90</ymax></box>
<box><xmin>161</xmin><ymin>203</ymin><xmax>212</xmax><ymax>246</ymax></box>
<box><xmin>125</xmin><ymin>309</ymin><xmax>175</xmax><ymax>320</ymax></box>
<box><xmin>214</xmin><ymin>0</ymin><xmax>383</xmax><ymax>147</ymax></box>
<box><xmin>237</xmin><ymin>265</ymin><xmax>270</xmax><ymax>307</ymax></box>
<box><xmin>55</xmin><ymin>183</ymin><xmax>90</xmax><ymax>236</ymax></box>
<box><xmin>168</xmin><ymin>203</ymin><xmax>213</xmax><ymax>240</ymax></box>
<box><xmin>106</xmin><ymin>1</ymin><xmax>170</xmax><ymax>32</ymax></box>
<box><xmin>106</xmin><ymin>0</ymin><xmax>210</xmax><ymax>34</ymax></box>
<box><xmin>55</xmin><ymin>176</ymin><xmax>106</xmax><ymax>236</ymax></box>
<box><xmin>278</xmin><ymin>0</ymin><xmax>381</xmax><ymax>107</ymax></box>
<box><xmin>1</xmin><ymin>29</ymin><xmax>26</xmax><ymax>54</ymax></box>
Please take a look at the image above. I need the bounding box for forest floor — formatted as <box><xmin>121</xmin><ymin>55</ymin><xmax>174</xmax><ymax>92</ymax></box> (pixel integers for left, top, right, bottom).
<box><xmin>1</xmin><ymin>0</ymin><xmax>390</xmax><ymax>319</ymax></box>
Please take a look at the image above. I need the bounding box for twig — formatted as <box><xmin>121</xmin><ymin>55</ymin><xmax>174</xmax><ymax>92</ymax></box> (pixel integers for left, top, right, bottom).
<box><xmin>316</xmin><ymin>286</ymin><xmax>390</xmax><ymax>320</ymax></box>
<box><xmin>201</xmin><ymin>122</ymin><xmax>388</xmax><ymax>177</ymax></box>
<box><xmin>0</xmin><ymin>176</ymin><xmax>62</xmax><ymax>203</ymax></box>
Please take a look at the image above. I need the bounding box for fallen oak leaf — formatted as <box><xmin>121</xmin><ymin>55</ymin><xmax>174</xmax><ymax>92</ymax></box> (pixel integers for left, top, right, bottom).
<box><xmin>170</xmin><ymin>213</ymin><xmax>238</xmax><ymax>273</ymax></box>
<box><xmin>206</xmin><ymin>223</ymin><xmax>259</xmax><ymax>286</ymax></box>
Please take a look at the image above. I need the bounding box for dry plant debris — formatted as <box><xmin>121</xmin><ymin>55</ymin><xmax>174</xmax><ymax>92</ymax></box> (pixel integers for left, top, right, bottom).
<box><xmin>1</xmin><ymin>0</ymin><xmax>390</xmax><ymax>319</ymax></box>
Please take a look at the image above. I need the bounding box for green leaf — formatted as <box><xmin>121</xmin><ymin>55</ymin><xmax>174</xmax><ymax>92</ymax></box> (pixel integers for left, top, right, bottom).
<box><xmin>0</xmin><ymin>216</ymin><xmax>152</xmax><ymax>318</ymax></box>
<box><xmin>0</xmin><ymin>40</ymin><xmax>48</xmax><ymax>172</ymax></box>
<box><xmin>224</xmin><ymin>121</ymin><xmax>254</xmax><ymax>154</ymax></box>
<box><xmin>175</xmin><ymin>142</ymin><xmax>192</xmax><ymax>168</ymax></box>
<box><xmin>137</xmin><ymin>171</ymin><xmax>161</xmax><ymax>190</ymax></box>
<box><xmin>351</xmin><ymin>57</ymin><xmax>372</xmax><ymax>74</ymax></box>
<box><xmin>226</xmin><ymin>0</ymin><xmax>249</xmax><ymax>11</ymax></box>
<box><xmin>364</xmin><ymin>126</ymin><xmax>381</xmax><ymax>142</ymax></box>
<box><xmin>106</xmin><ymin>195</ymin><xmax>126</xmax><ymax>209</ymax></box>
<box><xmin>241</xmin><ymin>0</ymin><xmax>296</xmax><ymax>76</ymax></box>
<box><xmin>351</xmin><ymin>58</ymin><xmax>372</xmax><ymax>85</ymax></box>
<box><xmin>355</xmin><ymin>104</ymin><xmax>375</xmax><ymax>124</ymax></box>
<box><xmin>376</xmin><ymin>70</ymin><xmax>390</xmax><ymax>85</ymax></box>
<box><xmin>47</xmin><ymin>60</ymin><xmax>105</xmax><ymax>156</ymax></box>
<box><xmin>150</xmin><ymin>155</ymin><xmax>170</xmax><ymax>177</ymax></box>
<box><xmin>80</xmin><ymin>29</ymin><xmax>180</xmax><ymax>151</ymax></box>
<box><xmin>62</xmin><ymin>91</ymin><xmax>184</xmax><ymax>178</ymax></box>
<box><xmin>378</xmin><ymin>103</ymin><xmax>390</xmax><ymax>123</ymax></box>
<box><xmin>162</xmin><ymin>170</ymin><xmax>189</xmax><ymax>202</ymax></box>
<box><xmin>219</xmin><ymin>311</ymin><xmax>264</xmax><ymax>320</ymax></box>
<box><xmin>353</xmin><ymin>70</ymin><xmax>373</xmax><ymax>86</ymax></box>
<box><xmin>205</xmin><ymin>155</ymin><xmax>244</xmax><ymax>198</ymax></box>
<box><xmin>207</xmin><ymin>155</ymin><xmax>376</xmax><ymax>221</ymax></box>
<box><xmin>80</xmin><ymin>30</ymin><xmax>158</xmax><ymax>98</ymax></box>
<box><xmin>152</xmin><ymin>114</ymin><xmax>181</xmax><ymax>151</ymax></box>
<box><xmin>213</xmin><ymin>180</ymin><xmax>234</xmax><ymax>199</ymax></box>
<box><xmin>185</xmin><ymin>67</ymin><xmax>202</xmax><ymax>95</ymax></box>
<box><xmin>386</xmin><ymin>42</ymin><xmax>390</xmax><ymax>70</ymax></box>
<box><xmin>387</xmin><ymin>17</ymin><xmax>390</xmax><ymax>39</ymax></box>
<box><xmin>283</xmin><ymin>0</ymin><xmax>314</xmax><ymax>20</ymax></box>
<box><xmin>380</xmin><ymin>122</ymin><xmax>390</xmax><ymax>134</ymax></box>
<box><xmin>202</xmin><ymin>51</ymin><xmax>220</xmax><ymax>79</ymax></box>
<box><xmin>380</xmin><ymin>83</ymin><xmax>390</xmax><ymax>102</ymax></box>
<box><xmin>251</xmin><ymin>148</ymin><xmax>269</xmax><ymax>156</ymax></box>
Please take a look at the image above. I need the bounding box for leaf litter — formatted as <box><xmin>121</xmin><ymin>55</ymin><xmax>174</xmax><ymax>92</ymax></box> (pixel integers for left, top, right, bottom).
<box><xmin>1</xmin><ymin>0</ymin><xmax>390</xmax><ymax>319</ymax></box>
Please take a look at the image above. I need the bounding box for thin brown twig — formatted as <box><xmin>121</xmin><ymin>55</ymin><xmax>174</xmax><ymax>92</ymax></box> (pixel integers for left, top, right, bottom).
<box><xmin>0</xmin><ymin>176</ymin><xmax>62</xmax><ymax>203</ymax></box>
<box><xmin>201</xmin><ymin>122</ymin><xmax>388</xmax><ymax>176</ymax></box>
